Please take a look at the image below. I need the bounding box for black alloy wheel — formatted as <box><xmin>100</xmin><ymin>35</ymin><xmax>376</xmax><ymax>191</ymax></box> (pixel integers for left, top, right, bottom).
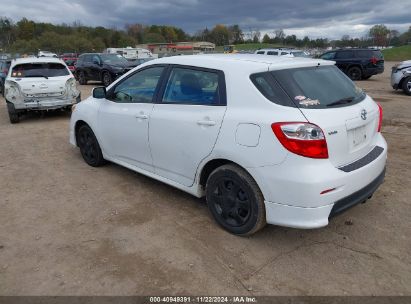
<box><xmin>77</xmin><ymin>125</ymin><xmax>106</xmax><ymax>167</ymax></box>
<box><xmin>102</xmin><ymin>72</ymin><xmax>112</xmax><ymax>87</ymax></box>
<box><xmin>347</xmin><ymin>66</ymin><xmax>362</xmax><ymax>81</ymax></box>
<box><xmin>206</xmin><ymin>164</ymin><xmax>266</xmax><ymax>235</ymax></box>
<box><xmin>78</xmin><ymin>71</ymin><xmax>87</xmax><ymax>85</ymax></box>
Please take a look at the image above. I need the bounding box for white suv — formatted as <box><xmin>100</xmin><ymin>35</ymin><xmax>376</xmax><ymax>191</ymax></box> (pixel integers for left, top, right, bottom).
<box><xmin>5</xmin><ymin>57</ymin><xmax>80</xmax><ymax>123</ymax></box>
<box><xmin>255</xmin><ymin>48</ymin><xmax>310</xmax><ymax>58</ymax></box>
<box><xmin>70</xmin><ymin>54</ymin><xmax>387</xmax><ymax>235</ymax></box>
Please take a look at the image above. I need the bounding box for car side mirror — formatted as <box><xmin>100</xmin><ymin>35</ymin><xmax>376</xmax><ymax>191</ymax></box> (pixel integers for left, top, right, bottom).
<box><xmin>92</xmin><ymin>87</ymin><xmax>106</xmax><ymax>99</ymax></box>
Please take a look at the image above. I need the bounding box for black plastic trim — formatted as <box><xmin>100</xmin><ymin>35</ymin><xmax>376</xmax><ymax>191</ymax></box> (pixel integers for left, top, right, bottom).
<box><xmin>338</xmin><ymin>146</ymin><xmax>384</xmax><ymax>173</ymax></box>
<box><xmin>329</xmin><ymin>167</ymin><xmax>385</xmax><ymax>218</ymax></box>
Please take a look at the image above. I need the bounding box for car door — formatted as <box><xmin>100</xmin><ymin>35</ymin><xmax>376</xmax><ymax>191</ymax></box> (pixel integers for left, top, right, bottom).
<box><xmin>90</xmin><ymin>55</ymin><xmax>102</xmax><ymax>81</ymax></box>
<box><xmin>149</xmin><ymin>66</ymin><xmax>227</xmax><ymax>187</ymax></box>
<box><xmin>334</xmin><ymin>50</ymin><xmax>354</xmax><ymax>72</ymax></box>
<box><xmin>97</xmin><ymin>65</ymin><xmax>166</xmax><ymax>172</ymax></box>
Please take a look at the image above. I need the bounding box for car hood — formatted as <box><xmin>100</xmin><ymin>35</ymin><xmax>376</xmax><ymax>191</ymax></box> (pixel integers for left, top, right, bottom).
<box><xmin>398</xmin><ymin>60</ymin><xmax>411</xmax><ymax>69</ymax></box>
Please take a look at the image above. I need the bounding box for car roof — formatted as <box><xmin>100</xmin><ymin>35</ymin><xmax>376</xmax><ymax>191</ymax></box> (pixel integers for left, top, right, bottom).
<box><xmin>11</xmin><ymin>57</ymin><xmax>65</xmax><ymax>65</ymax></box>
<box><xmin>144</xmin><ymin>54</ymin><xmax>334</xmax><ymax>73</ymax></box>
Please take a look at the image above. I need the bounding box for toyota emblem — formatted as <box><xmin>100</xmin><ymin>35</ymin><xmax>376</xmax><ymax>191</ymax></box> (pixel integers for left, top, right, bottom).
<box><xmin>361</xmin><ymin>109</ymin><xmax>367</xmax><ymax>120</ymax></box>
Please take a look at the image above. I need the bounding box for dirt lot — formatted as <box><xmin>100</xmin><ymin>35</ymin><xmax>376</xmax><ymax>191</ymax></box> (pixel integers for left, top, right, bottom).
<box><xmin>0</xmin><ymin>62</ymin><xmax>410</xmax><ymax>296</ymax></box>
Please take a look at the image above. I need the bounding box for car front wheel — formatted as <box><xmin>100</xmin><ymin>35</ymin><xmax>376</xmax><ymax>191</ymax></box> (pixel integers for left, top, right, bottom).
<box><xmin>77</xmin><ymin>124</ymin><xmax>106</xmax><ymax>167</ymax></box>
<box><xmin>206</xmin><ymin>164</ymin><xmax>266</xmax><ymax>235</ymax></box>
<box><xmin>102</xmin><ymin>72</ymin><xmax>112</xmax><ymax>87</ymax></box>
<box><xmin>402</xmin><ymin>76</ymin><xmax>411</xmax><ymax>96</ymax></box>
<box><xmin>78</xmin><ymin>71</ymin><xmax>87</xmax><ymax>85</ymax></box>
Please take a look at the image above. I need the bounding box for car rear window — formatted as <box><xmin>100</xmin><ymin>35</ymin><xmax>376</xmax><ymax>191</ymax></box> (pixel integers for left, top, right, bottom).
<box><xmin>11</xmin><ymin>63</ymin><xmax>69</xmax><ymax>78</ymax></box>
<box><xmin>251</xmin><ymin>65</ymin><xmax>366</xmax><ymax>108</ymax></box>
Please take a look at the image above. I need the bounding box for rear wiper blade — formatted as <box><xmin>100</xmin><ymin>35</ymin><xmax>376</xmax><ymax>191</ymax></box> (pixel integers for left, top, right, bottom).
<box><xmin>327</xmin><ymin>97</ymin><xmax>354</xmax><ymax>107</ymax></box>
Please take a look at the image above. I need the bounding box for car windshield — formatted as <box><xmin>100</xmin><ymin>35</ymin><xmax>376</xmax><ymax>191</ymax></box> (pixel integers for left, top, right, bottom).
<box><xmin>11</xmin><ymin>63</ymin><xmax>69</xmax><ymax>78</ymax></box>
<box><xmin>271</xmin><ymin>65</ymin><xmax>365</xmax><ymax>108</ymax></box>
<box><xmin>100</xmin><ymin>54</ymin><xmax>128</xmax><ymax>64</ymax></box>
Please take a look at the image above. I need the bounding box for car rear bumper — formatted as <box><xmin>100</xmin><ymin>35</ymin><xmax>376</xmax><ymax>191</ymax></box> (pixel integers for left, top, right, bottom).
<box><xmin>364</xmin><ymin>66</ymin><xmax>384</xmax><ymax>76</ymax></box>
<box><xmin>248</xmin><ymin>133</ymin><xmax>387</xmax><ymax>228</ymax></box>
<box><xmin>263</xmin><ymin>167</ymin><xmax>385</xmax><ymax>228</ymax></box>
<box><xmin>14</xmin><ymin>96</ymin><xmax>80</xmax><ymax>111</ymax></box>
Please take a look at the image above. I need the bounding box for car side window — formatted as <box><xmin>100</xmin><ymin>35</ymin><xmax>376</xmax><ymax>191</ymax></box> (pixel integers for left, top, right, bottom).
<box><xmin>267</xmin><ymin>51</ymin><xmax>278</xmax><ymax>55</ymax></box>
<box><xmin>92</xmin><ymin>55</ymin><xmax>101</xmax><ymax>64</ymax></box>
<box><xmin>162</xmin><ymin>67</ymin><xmax>221</xmax><ymax>105</ymax></box>
<box><xmin>256</xmin><ymin>51</ymin><xmax>265</xmax><ymax>55</ymax></box>
<box><xmin>320</xmin><ymin>52</ymin><xmax>336</xmax><ymax>60</ymax></box>
<box><xmin>110</xmin><ymin>66</ymin><xmax>164</xmax><ymax>103</ymax></box>
<box><xmin>335</xmin><ymin>51</ymin><xmax>354</xmax><ymax>59</ymax></box>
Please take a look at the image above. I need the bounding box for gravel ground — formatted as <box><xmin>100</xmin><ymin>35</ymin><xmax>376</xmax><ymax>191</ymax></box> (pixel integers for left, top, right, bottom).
<box><xmin>0</xmin><ymin>62</ymin><xmax>410</xmax><ymax>296</ymax></box>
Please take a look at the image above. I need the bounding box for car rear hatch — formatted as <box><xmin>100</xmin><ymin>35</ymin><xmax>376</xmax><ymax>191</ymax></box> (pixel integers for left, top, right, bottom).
<box><xmin>10</xmin><ymin>62</ymin><xmax>70</xmax><ymax>99</ymax></box>
<box><xmin>17</xmin><ymin>77</ymin><xmax>67</xmax><ymax>98</ymax></box>
<box><xmin>268</xmin><ymin>64</ymin><xmax>381</xmax><ymax>167</ymax></box>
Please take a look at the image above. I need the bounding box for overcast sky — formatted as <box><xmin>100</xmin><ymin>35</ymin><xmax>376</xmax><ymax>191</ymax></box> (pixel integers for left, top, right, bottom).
<box><xmin>1</xmin><ymin>0</ymin><xmax>410</xmax><ymax>39</ymax></box>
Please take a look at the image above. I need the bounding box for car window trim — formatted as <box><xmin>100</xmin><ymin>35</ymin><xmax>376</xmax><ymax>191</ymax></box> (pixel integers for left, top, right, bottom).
<box><xmin>106</xmin><ymin>64</ymin><xmax>168</xmax><ymax>104</ymax></box>
<box><xmin>155</xmin><ymin>64</ymin><xmax>227</xmax><ymax>106</ymax></box>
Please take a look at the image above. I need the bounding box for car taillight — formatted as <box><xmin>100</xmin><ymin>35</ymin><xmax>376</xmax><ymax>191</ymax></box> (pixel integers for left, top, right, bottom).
<box><xmin>377</xmin><ymin>103</ymin><xmax>383</xmax><ymax>132</ymax></box>
<box><xmin>271</xmin><ymin>122</ymin><xmax>328</xmax><ymax>159</ymax></box>
<box><xmin>370</xmin><ymin>57</ymin><xmax>378</xmax><ymax>65</ymax></box>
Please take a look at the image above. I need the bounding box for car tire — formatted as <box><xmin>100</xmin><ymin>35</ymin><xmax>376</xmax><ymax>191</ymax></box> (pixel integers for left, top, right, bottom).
<box><xmin>347</xmin><ymin>66</ymin><xmax>362</xmax><ymax>81</ymax></box>
<box><xmin>76</xmin><ymin>124</ymin><xmax>106</xmax><ymax>167</ymax></box>
<box><xmin>6</xmin><ymin>101</ymin><xmax>20</xmax><ymax>124</ymax></box>
<box><xmin>102</xmin><ymin>72</ymin><xmax>112</xmax><ymax>87</ymax></box>
<box><xmin>78</xmin><ymin>71</ymin><xmax>87</xmax><ymax>85</ymax></box>
<box><xmin>402</xmin><ymin>76</ymin><xmax>411</xmax><ymax>96</ymax></box>
<box><xmin>206</xmin><ymin>164</ymin><xmax>266</xmax><ymax>236</ymax></box>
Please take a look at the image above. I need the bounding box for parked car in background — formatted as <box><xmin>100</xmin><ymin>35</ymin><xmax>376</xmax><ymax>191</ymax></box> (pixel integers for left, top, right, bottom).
<box><xmin>60</xmin><ymin>53</ymin><xmax>78</xmax><ymax>59</ymax></box>
<box><xmin>4</xmin><ymin>57</ymin><xmax>80</xmax><ymax>123</ymax></box>
<box><xmin>38</xmin><ymin>50</ymin><xmax>58</xmax><ymax>58</ymax></box>
<box><xmin>75</xmin><ymin>53</ymin><xmax>139</xmax><ymax>86</ymax></box>
<box><xmin>255</xmin><ymin>48</ymin><xmax>310</xmax><ymax>58</ymax></box>
<box><xmin>70</xmin><ymin>54</ymin><xmax>386</xmax><ymax>235</ymax></box>
<box><xmin>391</xmin><ymin>60</ymin><xmax>411</xmax><ymax>95</ymax></box>
<box><xmin>62</xmin><ymin>57</ymin><xmax>77</xmax><ymax>73</ymax></box>
<box><xmin>319</xmin><ymin>48</ymin><xmax>384</xmax><ymax>80</ymax></box>
<box><xmin>0</xmin><ymin>59</ymin><xmax>12</xmax><ymax>96</ymax></box>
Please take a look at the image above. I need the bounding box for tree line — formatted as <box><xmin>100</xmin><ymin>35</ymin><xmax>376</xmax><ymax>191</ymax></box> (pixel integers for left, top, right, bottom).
<box><xmin>0</xmin><ymin>17</ymin><xmax>410</xmax><ymax>55</ymax></box>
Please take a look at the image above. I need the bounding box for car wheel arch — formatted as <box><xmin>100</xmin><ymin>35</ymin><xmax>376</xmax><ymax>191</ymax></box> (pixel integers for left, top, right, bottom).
<box><xmin>198</xmin><ymin>159</ymin><xmax>263</xmax><ymax>197</ymax></box>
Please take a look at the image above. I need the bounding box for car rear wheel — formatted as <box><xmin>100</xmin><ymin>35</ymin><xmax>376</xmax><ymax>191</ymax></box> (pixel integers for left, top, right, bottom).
<box><xmin>102</xmin><ymin>72</ymin><xmax>112</xmax><ymax>87</ymax></box>
<box><xmin>402</xmin><ymin>76</ymin><xmax>411</xmax><ymax>96</ymax></box>
<box><xmin>347</xmin><ymin>66</ymin><xmax>362</xmax><ymax>81</ymax></box>
<box><xmin>78</xmin><ymin>71</ymin><xmax>87</xmax><ymax>85</ymax></box>
<box><xmin>77</xmin><ymin>124</ymin><xmax>106</xmax><ymax>167</ymax></box>
<box><xmin>6</xmin><ymin>102</ymin><xmax>20</xmax><ymax>124</ymax></box>
<box><xmin>206</xmin><ymin>164</ymin><xmax>266</xmax><ymax>235</ymax></box>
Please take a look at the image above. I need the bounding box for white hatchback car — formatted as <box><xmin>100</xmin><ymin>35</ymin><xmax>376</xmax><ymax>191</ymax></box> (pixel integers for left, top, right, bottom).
<box><xmin>70</xmin><ymin>54</ymin><xmax>387</xmax><ymax>235</ymax></box>
<box><xmin>5</xmin><ymin>57</ymin><xmax>80</xmax><ymax>123</ymax></box>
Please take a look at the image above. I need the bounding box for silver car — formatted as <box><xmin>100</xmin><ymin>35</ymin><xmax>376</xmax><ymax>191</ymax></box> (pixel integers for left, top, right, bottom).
<box><xmin>391</xmin><ymin>60</ymin><xmax>411</xmax><ymax>95</ymax></box>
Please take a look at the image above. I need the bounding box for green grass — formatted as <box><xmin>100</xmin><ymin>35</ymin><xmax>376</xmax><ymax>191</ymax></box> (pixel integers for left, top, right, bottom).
<box><xmin>382</xmin><ymin>45</ymin><xmax>411</xmax><ymax>61</ymax></box>
<box><xmin>215</xmin><ymin>43</ymin><xmax>293</xmax><ymax>52</ymax></box>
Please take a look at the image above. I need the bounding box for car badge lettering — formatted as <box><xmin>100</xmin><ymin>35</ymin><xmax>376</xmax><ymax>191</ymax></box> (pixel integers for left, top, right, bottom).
<box><xmin>361</xmin><ymin>109</ymin><xmax>367</xmax><ymax>120</ymax></box>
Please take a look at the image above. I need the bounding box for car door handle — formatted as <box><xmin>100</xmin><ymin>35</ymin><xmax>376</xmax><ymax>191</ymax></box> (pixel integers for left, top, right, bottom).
<box><xmin>135</xmin><ymin>114</ymin><xmax>148</xmax><ymax>119</ymax></box>
<box><xmin>197</xmin><ymin>120</ymin><xmax>216</xmax><ymax>126</ymax></box>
